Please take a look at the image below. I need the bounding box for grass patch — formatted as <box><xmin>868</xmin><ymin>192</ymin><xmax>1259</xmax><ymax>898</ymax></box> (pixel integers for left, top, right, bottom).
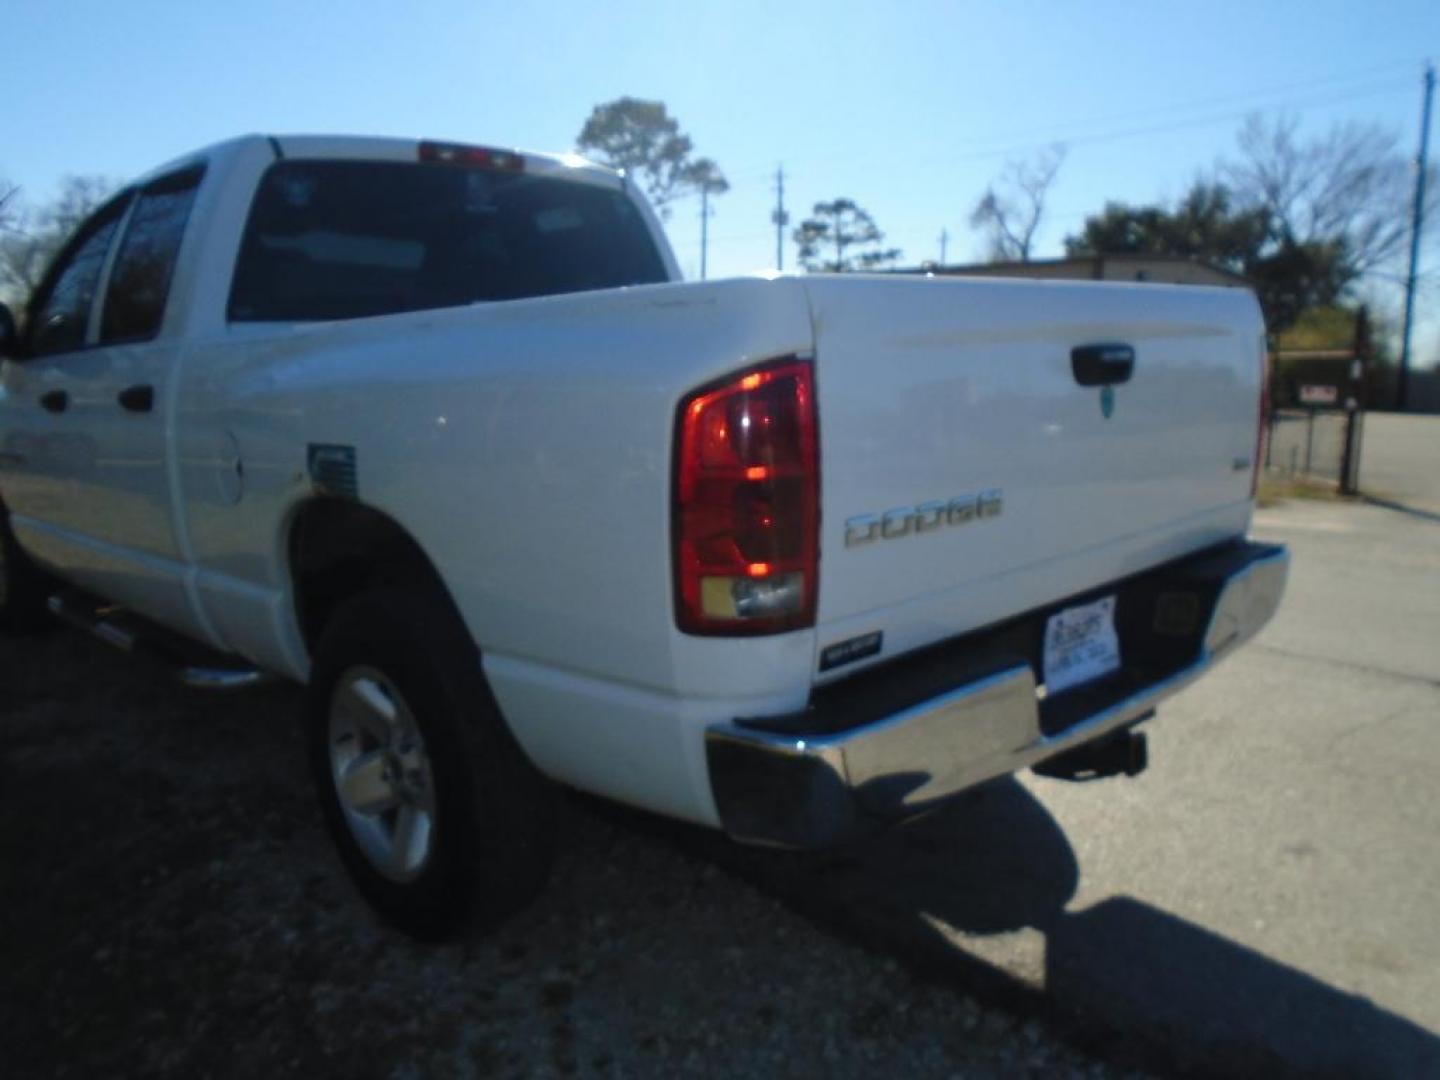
<box><xmin>1256</xmin><ymin>473</ymin><xmax>1348</xmax><ymax>507</ymax></box>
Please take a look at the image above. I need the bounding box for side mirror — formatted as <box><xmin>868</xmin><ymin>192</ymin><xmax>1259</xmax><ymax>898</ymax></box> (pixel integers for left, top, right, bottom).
<box><xmin>0</xmin><ymin>303</ymin><xmax>16</xmax><ymax>359</ymax></box>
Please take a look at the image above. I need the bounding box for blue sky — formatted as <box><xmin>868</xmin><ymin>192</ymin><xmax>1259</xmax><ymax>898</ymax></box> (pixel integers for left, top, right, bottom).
<box><xmin>3</xmin><ymin>0</ymin><xmax>1437</xmax><ymax>355</ymax></box>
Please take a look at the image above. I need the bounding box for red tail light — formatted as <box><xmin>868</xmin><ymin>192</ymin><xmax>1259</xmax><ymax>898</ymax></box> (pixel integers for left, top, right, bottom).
<box><xmin>674</xmin><ymin>359</ymin><xmax>819</xmax><ymax>635</ymax></box>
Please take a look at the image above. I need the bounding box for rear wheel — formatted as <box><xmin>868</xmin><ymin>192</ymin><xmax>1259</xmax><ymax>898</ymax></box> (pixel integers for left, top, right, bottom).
<box><xmin>0</xmin><ymin>506</ymin><xmax>52</xmax><ymax>634</ymax></box>
<box><xmin>306</xmin><ymin>587</ymin><xmax>556</xmax><ymax>938</ymax></box>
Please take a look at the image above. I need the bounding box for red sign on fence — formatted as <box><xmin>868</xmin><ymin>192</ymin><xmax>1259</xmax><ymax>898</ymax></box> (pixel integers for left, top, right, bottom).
<box><xmin>1299</xmin><ymin>384</ymin><xmax>1339</xmax><ymax>405</ymax></box>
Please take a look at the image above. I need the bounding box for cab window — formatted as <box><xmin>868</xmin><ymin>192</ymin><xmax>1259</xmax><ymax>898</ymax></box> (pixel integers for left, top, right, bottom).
<box><xmin>27</xmin><ymin>192</ymin><xmax>131</xmax><ymax>357</ymax></box>
<box><xmin>101</xmin><ymin>166</ymin><xmax>205</xmax><ymax>344</ymax></box>
<box><xmin>228</xmin><ymin>159</ymin><xmax>668</xmax><ymax>322</ymax></box>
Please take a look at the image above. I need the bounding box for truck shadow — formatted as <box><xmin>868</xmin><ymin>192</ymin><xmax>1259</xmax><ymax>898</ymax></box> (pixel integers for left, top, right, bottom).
<box><xmin>1047</xmin><ymin>896</ymin><xmax>1438</xmax><ymax>1077</ymax></box>
<box><xmin>634</xmin><ymin>778</ymin><xmax>1439</xmax><ymax>1078</ymax></box>
<box><xmin>1361</xmin><ymin>493</ymin><xmax>1440</xmax><ymax>524</ymax></box>
<box><xmin>4</xmin><ymin>630</ymin><xmax>1436</xmax><ymax>1077</ymax></box>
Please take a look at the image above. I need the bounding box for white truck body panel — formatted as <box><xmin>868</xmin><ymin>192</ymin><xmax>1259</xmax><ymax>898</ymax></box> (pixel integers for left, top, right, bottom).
<box><xmin>0</xmin><ymin>135</ymin><xmax>1277</xmax><ymax>832</ymax></box>
<box><xmin>801</xmin><ymin>274</ymin><xmax>1262</xmax><ymax>682</ymax></box>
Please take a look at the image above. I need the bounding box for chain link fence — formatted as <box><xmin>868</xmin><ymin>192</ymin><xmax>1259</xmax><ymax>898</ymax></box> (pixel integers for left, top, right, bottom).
<box><xmin>1265</xmin><ymin>407</ymin><xmax>1353</xmax><ymax>484</ymax></box>
<box><xmin>1266</xmin><ymin>344</ymin><xmax>1367</xmax><ymax>492</ymax></box>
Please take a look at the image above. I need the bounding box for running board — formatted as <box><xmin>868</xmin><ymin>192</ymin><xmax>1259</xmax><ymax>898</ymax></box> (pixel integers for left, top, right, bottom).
<box><xmin>46</xmin><ymin>593</ymin><xmax>274</xmax><ymax>692</ymax></box>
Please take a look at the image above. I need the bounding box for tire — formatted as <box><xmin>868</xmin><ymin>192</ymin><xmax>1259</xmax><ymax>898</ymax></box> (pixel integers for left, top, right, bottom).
<box><xmin>306</xmin><ymin>587</ymin><xmax>557</xmax><ymax>939</ymax></box>
<box><xmin>0</xmin><ymin>505</ymin><xmax>53</xmax><ymax>634</ymax></box>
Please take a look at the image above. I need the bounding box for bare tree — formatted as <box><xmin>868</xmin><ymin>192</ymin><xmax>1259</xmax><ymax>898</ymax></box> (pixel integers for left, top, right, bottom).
<box><xmin>969</xmin><ymin>144</ymin><xmax>1066</xmax><ymax>262</ymax></box>
<box><xmin>1224</xmin><ymin>114</ymin><xmax>1434</xmax><ymax>279</ymax></box>
<box><xmin>0</xmin><ymin>175</ymin><xmax>114</xmax><ymax>305</ymax></box>
<box><xmin>0</xmin><ymin>183</ymin><xmax>17</xmax><ymax>229</ymax></box>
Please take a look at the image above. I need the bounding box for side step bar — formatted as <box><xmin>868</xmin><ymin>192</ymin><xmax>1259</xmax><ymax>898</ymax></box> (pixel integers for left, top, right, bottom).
<box><xmin>47</xmin><ymin>593</ymin><xmax>273</xmax><ymax>692</ymax></box>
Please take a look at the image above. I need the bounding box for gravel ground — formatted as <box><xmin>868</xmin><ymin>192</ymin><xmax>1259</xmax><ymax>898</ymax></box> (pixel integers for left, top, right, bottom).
<box><xmin>0</xmin><ymin>628</ymin><xmax>1145</xmax><ymax>1079</ymax></box>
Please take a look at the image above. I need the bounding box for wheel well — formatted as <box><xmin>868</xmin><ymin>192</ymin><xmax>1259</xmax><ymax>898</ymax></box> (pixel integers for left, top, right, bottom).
<box><xmin>288</xmin><ymin>499</ymin><xmax>454</xmax><ymax>654</ymax></box>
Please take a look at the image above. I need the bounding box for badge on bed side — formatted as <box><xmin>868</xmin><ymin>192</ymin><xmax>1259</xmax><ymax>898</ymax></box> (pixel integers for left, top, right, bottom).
<box><xmin>308</xmin><ymin>443</ymin><xmax>358</xmax><ymax>499</ymax></box>
<box><xmin>820</xmin><ymin>630</ymin><xmax>883</xmax><ymax>672</ymax></box>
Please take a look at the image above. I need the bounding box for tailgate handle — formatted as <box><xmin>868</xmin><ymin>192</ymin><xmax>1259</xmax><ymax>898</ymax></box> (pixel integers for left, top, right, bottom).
<box><xmin>1071</xmin><ymin>344</ymin><xmax>1135</xmax><ymax>386</ymax></box>
<box><xmin>39</xmin><ymin>389</ymin><xmax>68</xmax><ymax>413</ymax></box>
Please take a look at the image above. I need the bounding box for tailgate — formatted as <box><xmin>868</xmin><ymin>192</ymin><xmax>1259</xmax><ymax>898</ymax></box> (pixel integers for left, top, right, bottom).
<box><xmin>804</xmin><ymin>274</ymin><xmax>1263</xmax><ymax>678</ymax></box>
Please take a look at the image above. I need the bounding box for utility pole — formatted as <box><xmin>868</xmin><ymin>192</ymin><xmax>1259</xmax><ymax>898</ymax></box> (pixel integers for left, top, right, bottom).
<box><xmin>700</xmin><ymin>184</ymin><xmax>712</xmax><ymax>280</ymax></box>
<box><xmin>1398</xmin><ymin>61</ymin><xmax>1434</xmax><ymax>412</ymax></box>
<box><xmin>1341</xmin><ymin>305</ymin><xmax>1370</xmax><ymax>494</ymax></box>
<box><xmin>771</xmin><ymin>167</ymin><xmax>788</xmax><ymax>271</ymax></box>
<box><xmin>939</xmin><ymin>228</ymin><xmax>949</xmax><ymax>266</ymax></box>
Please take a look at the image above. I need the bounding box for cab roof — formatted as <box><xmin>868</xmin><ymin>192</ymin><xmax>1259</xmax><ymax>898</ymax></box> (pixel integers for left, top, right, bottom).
<box><xmin>132</xmin><ymin>134</ymin><xmax>625</xmax><ymax>192</ymax></box>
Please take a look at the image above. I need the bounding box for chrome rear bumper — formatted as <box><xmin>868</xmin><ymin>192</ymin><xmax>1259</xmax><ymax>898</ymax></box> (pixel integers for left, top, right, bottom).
<box><xmin>706</xmin><ymin>540</ymin><xmax>1289</xmax><ymax>848</ymax></box>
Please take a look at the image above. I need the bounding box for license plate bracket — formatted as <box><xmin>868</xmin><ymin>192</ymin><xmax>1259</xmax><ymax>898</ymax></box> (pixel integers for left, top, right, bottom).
<box><xmin>1043</xmin><ymin>595</ymin><xmax>1121</xmax><ymax>695</ymax></box>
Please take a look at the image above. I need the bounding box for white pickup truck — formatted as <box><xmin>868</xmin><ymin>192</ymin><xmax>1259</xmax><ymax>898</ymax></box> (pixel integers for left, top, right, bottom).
<box><xmin>0</xmin><ymin>135</ymin><xmax>1287</xmax><ymax>936</ymax></box>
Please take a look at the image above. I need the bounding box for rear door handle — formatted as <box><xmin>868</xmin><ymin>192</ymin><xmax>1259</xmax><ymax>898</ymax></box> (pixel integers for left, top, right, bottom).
<box><xmin>39</xmin><ymin>389</ymin><xmax>68</xmax><ymax>413</ymax></box>
<box><xmin>118</xmin><ymin>384</ymin><xmax>155</xmax><ymax>413</ymax></box>
<box><xmin>1071</xmin><ymin>344</ymin><xmax>1135</xmax><ymax>386</ymax></box>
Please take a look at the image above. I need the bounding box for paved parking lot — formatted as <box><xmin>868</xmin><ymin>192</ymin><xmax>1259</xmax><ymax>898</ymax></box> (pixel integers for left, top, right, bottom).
<box><xmin>3</xmin><ymin>495</ymin><xmax>1435</xmax><ymax>1077</ymax></box>
<box><xmin>0</xmin><ymin>633</ymin><xmax>1122</xmax><ymax>1078</ymax></box>
<box><xmin>1016</xmin><ymin>496</ymin><xmax>1440</xmax><ymax>1071</ymax></box>
<box><xmin>707</xmin><ymin>496</ymin><xmax>1440</xmax><ymax>1076</ymax></box>
<box><xmin>1361</xmin><ymin>412</ymin><xmax>1440</xmax><ymax>514</ymax></box>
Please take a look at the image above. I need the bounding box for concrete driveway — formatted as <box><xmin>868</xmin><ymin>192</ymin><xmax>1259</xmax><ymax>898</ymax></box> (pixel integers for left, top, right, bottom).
<box><xmin>694</xmin><ymin>497</ymin><xmax>1440</xmax><ymax>1077</ymax></box>
<box><xmin>4</xmin><ymin>495</ymin><xmax>1435</xmax><ymax>1076</ymax></box>
<box><xmin>1361</xmin><ymin>412</ymin><xmax>1440</xmax><ymax>515</ymax></box>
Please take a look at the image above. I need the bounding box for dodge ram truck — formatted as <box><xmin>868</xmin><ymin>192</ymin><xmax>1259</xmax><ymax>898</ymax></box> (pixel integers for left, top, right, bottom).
<box><xmin>0</xmin><ymin>135</ymin><xmax>1288</xmax><ymax>936</ymax></box>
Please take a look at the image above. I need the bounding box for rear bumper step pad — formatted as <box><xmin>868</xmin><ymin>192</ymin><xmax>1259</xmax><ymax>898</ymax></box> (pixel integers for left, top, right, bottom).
<box><xmin>706</xmin><ymin>540</ymin><xmax>1288</xmax><ymax>848</ymax></box>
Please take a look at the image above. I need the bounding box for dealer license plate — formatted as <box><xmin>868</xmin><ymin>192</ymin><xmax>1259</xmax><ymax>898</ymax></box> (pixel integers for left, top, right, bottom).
<box><xmin>1043</xmin><ymin>595</ymin><xmax>1121</xmax><ymax>695</ymax></box>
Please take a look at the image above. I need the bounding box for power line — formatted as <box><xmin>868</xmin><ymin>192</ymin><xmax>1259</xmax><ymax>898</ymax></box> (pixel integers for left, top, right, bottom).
<box><xmin>679</xmin><ymin>82</ymin><xmax>1411</xmax><ymax>257</ymax></box>
<box><xmin>708</xmin><ymin>58</ymin><xmax>1426</xmax><ymax>188</ymax></box>
<box><xmin>931</xmin><ymin>63</ymin><xmax>1422</xmax><ymax>151</ymax></box>
<box><xmin>671</xmin><ymin>66</ymin><xmax>1429</xmax><ymax>272</ymax></box>
<box><xmin>675</xmin><ymin>76</ymin><xmax>1417</xmax><ymax>265</ymax></box>
<box><xmin>881</xmin><ymin>79</ymin><xmax>1415</xmax><ymax>177</ymax></box>
<box><xmin>671</xmin><ymin>228</ymin><xmax>778</xmax><ymax>251</ymax></box>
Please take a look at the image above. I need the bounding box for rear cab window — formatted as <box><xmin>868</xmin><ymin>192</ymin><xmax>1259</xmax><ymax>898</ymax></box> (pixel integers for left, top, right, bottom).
<box><xmin>228</xmin><ymin>159</ymin><xmax>668</xmax><ymax>322</ymax></box>
<box><xmin>101</xmin><ymin>165</ymin><xmax>205</xmax><ymax>344</ymax></box>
